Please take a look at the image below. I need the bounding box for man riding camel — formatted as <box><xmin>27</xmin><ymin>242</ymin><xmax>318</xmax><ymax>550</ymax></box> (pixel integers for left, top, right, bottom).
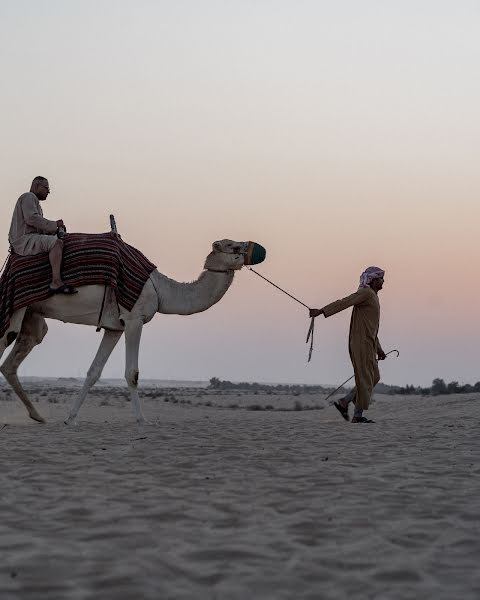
<box><xmin>309</xmin><ymin>267</ymin><xmax>386</xmax><ymax>423</ymax></box>
<box><xmin>8</xmin><ymin>176</ymin><xmax>77</xmax><ymax>295</ymax></box>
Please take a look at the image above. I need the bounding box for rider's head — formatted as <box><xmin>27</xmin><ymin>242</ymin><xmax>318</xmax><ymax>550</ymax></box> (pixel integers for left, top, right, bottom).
<box><xmin>31</xmin><ymin>176</ymin><xmax>50</xmax><ymax>201</ymax></box>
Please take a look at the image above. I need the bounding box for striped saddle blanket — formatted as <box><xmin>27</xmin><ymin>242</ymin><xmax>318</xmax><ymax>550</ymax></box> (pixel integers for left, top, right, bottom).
<box><xmin>0</xmin><ymin>232</ymin><xmax>156</xmax><ymax>338</ymax></box>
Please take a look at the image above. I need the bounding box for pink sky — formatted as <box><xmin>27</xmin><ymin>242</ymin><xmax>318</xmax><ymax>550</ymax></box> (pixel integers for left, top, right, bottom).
<box><xmin>0</xmin><ymin>2</ymin><xmax>479</xmax><ymax>385</ymax></box>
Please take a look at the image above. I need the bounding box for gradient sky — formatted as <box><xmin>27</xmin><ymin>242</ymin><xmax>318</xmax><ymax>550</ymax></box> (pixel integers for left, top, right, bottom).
<box><xmin>0</xmin><ymin>1</ymin><xmax>479</xmax><ymax>386</ymax></box>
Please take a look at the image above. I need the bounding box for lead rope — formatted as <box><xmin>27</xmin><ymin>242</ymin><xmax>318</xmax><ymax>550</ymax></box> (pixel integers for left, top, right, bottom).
<box><xmin>247</xmin><ymin>267</ymin><xmax>315</xmax><ymax>361</ymax></box>
<box><xmin>248</xmin><ymin>267</ymin><xmax>398</xmax><ymax>367</ymax></box>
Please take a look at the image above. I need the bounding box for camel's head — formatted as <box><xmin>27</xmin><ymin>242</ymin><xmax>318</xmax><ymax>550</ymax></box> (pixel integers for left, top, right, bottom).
<box><xmin>204</xmin><ymin>239</ymin><xmax>266</xmax><ymax>272</ymax></box>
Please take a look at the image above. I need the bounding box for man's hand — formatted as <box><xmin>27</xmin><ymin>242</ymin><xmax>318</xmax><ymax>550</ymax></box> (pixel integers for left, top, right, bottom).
<box><xmin>377</xmin><ymin>349</ymin><xmax>387</xmax><ymax>361</ymax></box>
<box><xmin>309</xmin><ymin>308</ymin><xmax>323</xmax><ymax>318</ymax></box>
<box><xmin>56</xmin><ymin>219</ymin><xmax>64</xmax><ymax>228</ymax></box>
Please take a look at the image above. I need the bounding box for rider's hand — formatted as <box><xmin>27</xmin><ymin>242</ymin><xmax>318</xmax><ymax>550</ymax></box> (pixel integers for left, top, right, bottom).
<box><xmin>309</xmin><ymin>308</ymin><xmax>323</xmax><ymax>318</ymax></box>
<box><xmin>378</xmin><ymin>350</ymin><xmax>387</xmax><ymax>360</ymax></box>
<box><xmin>56</xmin><ymin>219</ymin><xmax>64</xmax><ymax>228</ymax></box>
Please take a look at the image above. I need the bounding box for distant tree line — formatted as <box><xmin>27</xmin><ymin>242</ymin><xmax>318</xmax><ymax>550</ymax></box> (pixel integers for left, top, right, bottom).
<box><xmin>209</xmin><ymin>377</ymin><xmax>480</xmax><ymax>396</ymax></box>
<box><xmin>208</xmin><ymin>377</ymin><xmax>329</xmax><ymax>394</ymax></box>
<box><xmin>380</xmin><ymin>378</ymin><xmax>480</xmax><ymax>396</ymax></box>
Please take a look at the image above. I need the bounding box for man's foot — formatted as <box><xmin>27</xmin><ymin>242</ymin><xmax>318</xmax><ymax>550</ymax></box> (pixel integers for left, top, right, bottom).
<box><xmin>351</xmin><ymin>416</ymin><xmax>375</xmax><ymax>423</ymax></box>
<box><xmin>333</xmin><ymin>401</ymin><xmax>350</xmax><ymax>421</ymax></box>
<box><xmin>48</xmin><ymin>284</ymin><xmax>78</xmax><ymax>296</ymax></box>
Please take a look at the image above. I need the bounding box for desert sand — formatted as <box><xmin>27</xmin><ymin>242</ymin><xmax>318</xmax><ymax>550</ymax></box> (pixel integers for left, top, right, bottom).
<box><xmin>0</xmin><ymin>382</ymin><xmax>479</xmax><ymax>600</ymax></box>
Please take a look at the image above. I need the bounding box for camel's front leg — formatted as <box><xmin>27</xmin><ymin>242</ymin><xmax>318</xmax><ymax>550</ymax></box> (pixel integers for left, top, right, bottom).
<box><xmin>123</xmin><ymin>319</ymin><xmax>146</xmax><ymax>423</ymax></box>
<box><xmin>65</xmin><ymin>329</ymin><xmax>123</xmax><ymax>425</ymax></box>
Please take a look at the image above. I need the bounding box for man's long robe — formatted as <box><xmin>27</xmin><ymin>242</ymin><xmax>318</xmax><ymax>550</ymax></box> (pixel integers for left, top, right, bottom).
<box><xmin>322</xmin><ymin>287</ymin><xmax>382</xmax><ymax>410</ymax></box>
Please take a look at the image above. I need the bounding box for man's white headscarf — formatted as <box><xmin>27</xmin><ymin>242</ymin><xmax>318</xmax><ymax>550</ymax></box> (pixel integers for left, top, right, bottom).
<box><xmin>359</xmin><ymin>266</ymin><xmax>385</xmax><ymax>289</ymax></box>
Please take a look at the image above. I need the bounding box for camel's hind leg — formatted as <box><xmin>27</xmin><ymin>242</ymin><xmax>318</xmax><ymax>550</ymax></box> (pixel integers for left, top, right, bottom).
<box><xmin>0</xmin><ymin>309</ymin><xmax>47</xmax><ymax>423</ymax></box>
<box><xmin>65</xmin><ymin>329</ymin><xmax>123</xmax><ymax>425</ymax></box>
<box><xmin>124</xmin><ymin>318</ymin><xmax>146</xmax><ymax>423</ymax></box>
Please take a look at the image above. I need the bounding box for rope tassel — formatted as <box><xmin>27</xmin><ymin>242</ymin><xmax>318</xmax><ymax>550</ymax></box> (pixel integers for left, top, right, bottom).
<box><xmin>306</xmin><ymin>317</ymin><xmax>315</xmax><ymax>362</ymax></box>
<box><xmin>248</xmin><ymin>267</ymin><xmax>315</xmax><ymax>362</ymax></box>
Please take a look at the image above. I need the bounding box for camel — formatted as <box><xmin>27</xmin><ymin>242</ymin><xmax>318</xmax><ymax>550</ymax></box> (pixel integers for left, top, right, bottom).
<box><xmin>0</xmin><ymin>239</ymin><xmax>262</xmax><ymax>424</ymax></box>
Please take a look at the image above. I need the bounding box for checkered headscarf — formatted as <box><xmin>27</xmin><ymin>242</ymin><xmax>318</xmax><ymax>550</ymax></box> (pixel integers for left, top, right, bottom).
<box><xmin>359</xmin><ymin>266</ymin><xmax>385</xmax><ymax>288</ymax></box>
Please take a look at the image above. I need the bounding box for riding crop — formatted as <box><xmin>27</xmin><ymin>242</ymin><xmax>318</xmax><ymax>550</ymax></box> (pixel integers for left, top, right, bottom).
<box><xmin>322</xmin><ymin>349</ymin><xmax>400</xmax><ymax>403</ymax></box>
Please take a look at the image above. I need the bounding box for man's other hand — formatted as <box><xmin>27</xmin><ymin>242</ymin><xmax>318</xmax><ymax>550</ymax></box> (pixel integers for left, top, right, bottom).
<box><xmin>378</xmin><ymin>350</ymin><xmax>387</xmax><ymax>360</ymax></box>
<box><xmin>309</xmin><ymin>308</ymin><xmax>323</xmax><ymax>318</ymax></box>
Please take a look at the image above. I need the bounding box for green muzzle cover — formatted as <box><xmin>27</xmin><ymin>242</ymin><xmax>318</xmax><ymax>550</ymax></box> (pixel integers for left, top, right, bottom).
<box><xmin>244</xmin><ymin>242</ymin><xmax>266</xmax><ymax>265</ymax></box>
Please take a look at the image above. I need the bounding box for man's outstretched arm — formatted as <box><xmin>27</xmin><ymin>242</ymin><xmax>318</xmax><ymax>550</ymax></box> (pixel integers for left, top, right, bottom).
<box><xmin>309</xmin><ymin>287</ymin><xmax>370</xmax><ymax>319</ymax></box>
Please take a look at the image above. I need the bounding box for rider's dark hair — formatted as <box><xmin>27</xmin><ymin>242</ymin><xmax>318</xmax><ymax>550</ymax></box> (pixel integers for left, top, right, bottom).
<box><xmin>31</xmin><ymin>176</ymin><xmax>48</xmax><ymax>186</ymax></box>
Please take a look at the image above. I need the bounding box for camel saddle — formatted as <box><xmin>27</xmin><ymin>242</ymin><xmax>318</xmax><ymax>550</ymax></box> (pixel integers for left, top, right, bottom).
<box><xmin>0</xmin><ymin>232</ymin><xmax>156</xmax><ymax>338</ymax></box>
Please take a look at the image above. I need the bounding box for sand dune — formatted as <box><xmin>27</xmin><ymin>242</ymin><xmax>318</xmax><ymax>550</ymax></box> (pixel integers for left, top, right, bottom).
<box><xmin>0</xmin><ymin>387</ymin><xmax>479</xmax><ymax>599</ymax></box>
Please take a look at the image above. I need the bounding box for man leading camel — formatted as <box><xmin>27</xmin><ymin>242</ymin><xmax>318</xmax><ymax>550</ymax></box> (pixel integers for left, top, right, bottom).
<box><xmin>309</xmin><ymin>267</ymin><xmax>386</xmax><ymax>423</ymax></box>
<box><xmin>8</xmin><ymin>176</ymin><xmax>77</xmax><ymax>294</ymax></box>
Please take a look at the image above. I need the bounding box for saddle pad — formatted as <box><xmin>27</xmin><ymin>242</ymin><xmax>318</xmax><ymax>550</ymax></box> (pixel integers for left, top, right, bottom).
<box><xmin>0</xmin><ymin>232</ymin><xmax>156</xmax><ymax>338</ymax></box>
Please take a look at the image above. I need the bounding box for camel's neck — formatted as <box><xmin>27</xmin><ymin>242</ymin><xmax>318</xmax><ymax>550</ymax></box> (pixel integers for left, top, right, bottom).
<box><xmin>150</xmin><ymin>269</ymin><xmax>235</xmax><ymax>315</ymax></box>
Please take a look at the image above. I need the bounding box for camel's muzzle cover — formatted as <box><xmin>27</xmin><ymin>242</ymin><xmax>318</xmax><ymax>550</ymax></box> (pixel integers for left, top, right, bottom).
<box><xmin>244</xmin><ymin>242</ymin><xmax>266</xmax><ymax>265</ymax></box>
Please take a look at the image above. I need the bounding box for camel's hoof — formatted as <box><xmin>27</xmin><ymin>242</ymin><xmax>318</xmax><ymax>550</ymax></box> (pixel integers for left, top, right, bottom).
<box><xmin>64</xmin><ymin>417</ymin><xmax>76</xmax><ymax>426</ymax></box>
<box><xmin>29</xmin><ymin>412</ymin><xmax>46</xmax><ymax>424</ymax></box>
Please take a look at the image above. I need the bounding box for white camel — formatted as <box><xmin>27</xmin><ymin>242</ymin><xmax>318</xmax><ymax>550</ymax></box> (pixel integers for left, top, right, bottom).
<box><xmin>0</xmin><ymin>239</ymin><xmax>255</xmax><ymax>424</ymax></box>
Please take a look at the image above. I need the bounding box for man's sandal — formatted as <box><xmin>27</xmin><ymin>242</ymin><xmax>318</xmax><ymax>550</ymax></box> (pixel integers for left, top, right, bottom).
<box><xmin>333</xmin><ymin>401</ymin><xmax>350</xmax><ymax>422</ymax></box>
<box><xmin>351</xmin><ymin>416</ymin><xmax>375</xmax><ymax>423</ymax></box>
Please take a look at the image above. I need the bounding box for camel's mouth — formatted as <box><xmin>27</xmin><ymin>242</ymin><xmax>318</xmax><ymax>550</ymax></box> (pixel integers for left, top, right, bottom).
<box><xmin>209</xmin><ymin>240</ymin><xmax>266</xmax><ymax>270</ymax></box>
<box><xmin>243</xmin><ymin>241</ymin><xmax>266</xmax><ymax>265</ymax></box>
<box><xmin>221</xmin><ymin>241</ymin><xmax>266</xmax><ymax>265</ymax></box>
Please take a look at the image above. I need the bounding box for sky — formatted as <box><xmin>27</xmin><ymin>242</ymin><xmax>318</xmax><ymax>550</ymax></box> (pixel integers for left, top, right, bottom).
<box><xmin>0</xmin><ymin>1</ymin><xmax>479</xmax><ymax>386</ymax></box>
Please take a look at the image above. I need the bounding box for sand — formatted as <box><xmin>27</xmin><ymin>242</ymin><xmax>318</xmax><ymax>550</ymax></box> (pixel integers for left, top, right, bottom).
<box><xmin>0</xmin><ymin>384</ymin><xmax>479</xmax><ymax>600</ymax></box>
